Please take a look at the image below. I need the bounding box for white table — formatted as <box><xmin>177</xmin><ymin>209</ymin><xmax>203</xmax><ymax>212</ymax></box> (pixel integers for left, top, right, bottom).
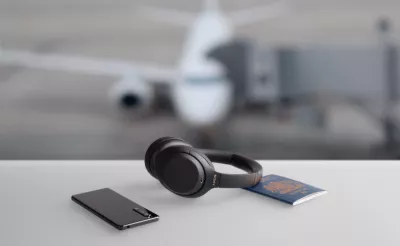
<box><xmin>0</xmin><ymin>161</ymin><xmax>399</xmax><ymax>246</ymax></box>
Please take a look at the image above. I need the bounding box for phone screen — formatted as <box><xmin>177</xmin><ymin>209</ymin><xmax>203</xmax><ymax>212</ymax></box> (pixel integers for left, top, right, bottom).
<box><xmin>72</xmin><ymin>188</ymin><xmax>159</xmax><ymax>230</ymax></box>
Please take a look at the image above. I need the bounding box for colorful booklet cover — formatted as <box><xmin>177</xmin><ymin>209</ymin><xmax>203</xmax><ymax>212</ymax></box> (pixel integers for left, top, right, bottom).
<box><xmin>244</xmin><ymin>174</ymin><xmax>327</xmax><ymax>205</ymax></box>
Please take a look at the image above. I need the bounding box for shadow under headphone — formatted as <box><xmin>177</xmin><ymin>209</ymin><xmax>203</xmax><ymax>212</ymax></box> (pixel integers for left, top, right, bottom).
<box><xmin>145</xmin><ymin>137</ymin><xmax>263</xmax><ymax>198</ymax></box>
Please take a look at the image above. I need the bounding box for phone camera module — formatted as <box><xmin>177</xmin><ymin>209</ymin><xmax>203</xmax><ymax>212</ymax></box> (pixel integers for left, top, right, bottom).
<box><xmin>133</xmin><ymin>207</ymin><xmax>151</xmax><ymax>217</ymax></box>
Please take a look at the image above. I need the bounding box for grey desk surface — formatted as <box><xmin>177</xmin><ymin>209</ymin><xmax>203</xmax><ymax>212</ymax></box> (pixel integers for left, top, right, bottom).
<box><xmin>0</xmin><ymin>161</ymin><xmax>399</xmax><ymax>246</ymax></box>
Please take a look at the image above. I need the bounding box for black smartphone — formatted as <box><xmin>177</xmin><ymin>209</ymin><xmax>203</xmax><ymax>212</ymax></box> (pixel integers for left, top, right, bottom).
<box><xmin>71</xmin><ymin>188</ymin><xmax>159</xmax><ymax>230</ymax></box>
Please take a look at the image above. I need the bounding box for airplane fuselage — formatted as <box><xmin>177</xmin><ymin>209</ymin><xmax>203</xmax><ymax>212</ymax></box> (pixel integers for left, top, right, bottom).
<box><xmin>174</xmin><ymin>9</ymin><xmax>234</xmax><ymax>127</ymax></box>
<box><xmin>179</xmin><ymin>9</ymin><xmax>233</xmax><ymax>71</ymax></box>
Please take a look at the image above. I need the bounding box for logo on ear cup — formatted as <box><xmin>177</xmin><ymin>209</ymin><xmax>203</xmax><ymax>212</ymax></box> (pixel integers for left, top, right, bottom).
<box><xmin>212</xmin><ymin>174</ymin><xmax>217</xmax><ymax>186</ymax></box>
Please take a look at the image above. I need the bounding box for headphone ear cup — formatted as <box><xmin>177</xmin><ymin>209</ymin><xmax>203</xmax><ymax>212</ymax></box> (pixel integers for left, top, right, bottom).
<box><xmin>191</xmin><ymin>150</ymin><xmax>214</xmax><ymax>169</ymax></box>
<box><xmin>144</xmin><ymin>137</ymin><xmax>191</xmax><ymax>178</ymax></box>
<box><xmin>154</xmin><ymin>146</ymin><xmax>207</xmax><ymax>197</ymax></box>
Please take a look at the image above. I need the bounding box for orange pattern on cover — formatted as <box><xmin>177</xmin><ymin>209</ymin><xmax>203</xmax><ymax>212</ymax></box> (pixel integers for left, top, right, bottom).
<box><xmin>263</xmin><ymin>180</ymin><xmax>304</xmax><ymax>194</ymax></box>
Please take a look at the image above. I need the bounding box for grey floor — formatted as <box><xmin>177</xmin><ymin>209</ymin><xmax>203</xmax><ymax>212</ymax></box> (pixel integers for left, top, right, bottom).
<box><xmin>1</xmin><ymin>0</ymin><xmax>399</xmax><ymax>159</ymax></box>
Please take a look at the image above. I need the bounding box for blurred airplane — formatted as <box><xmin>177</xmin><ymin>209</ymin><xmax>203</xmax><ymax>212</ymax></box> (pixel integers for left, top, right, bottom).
<box><xmin>0</xmin><ymin>0</ymin><xmax>289</xmax><ymax>128</ymax></box>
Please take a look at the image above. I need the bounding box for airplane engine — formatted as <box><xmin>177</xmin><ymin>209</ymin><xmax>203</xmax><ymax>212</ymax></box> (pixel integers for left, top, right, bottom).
<box><xmin>109</xmin><ymin>74</ymin><xmax>154</xmax><ymax>113</ymax></box>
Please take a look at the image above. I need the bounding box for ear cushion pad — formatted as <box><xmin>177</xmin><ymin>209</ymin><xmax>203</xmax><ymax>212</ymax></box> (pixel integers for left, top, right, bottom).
<box><xmin>144</xmin><ymin>137</ymin><xmax>191</xmax><ymax>178</ymax></box>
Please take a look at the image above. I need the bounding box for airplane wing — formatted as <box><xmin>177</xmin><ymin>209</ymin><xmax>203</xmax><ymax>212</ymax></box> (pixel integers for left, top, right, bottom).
<box><xmin>0</xmin><ymin>49</ymin><xmax>178</xmax><ymax>83</ymax></box>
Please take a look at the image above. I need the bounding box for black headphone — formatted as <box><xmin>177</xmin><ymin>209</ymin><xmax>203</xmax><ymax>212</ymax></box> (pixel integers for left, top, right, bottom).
<box><xmin>145</xmin><ymin>137</ymin><xmax>263</xmax><ymax>198</ymax></box>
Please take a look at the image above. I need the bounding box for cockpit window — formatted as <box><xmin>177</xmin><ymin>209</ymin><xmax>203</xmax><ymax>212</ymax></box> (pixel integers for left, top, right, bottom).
<box><xmin>185</xmin><ymin>76</ymin><xmax>222</xmax><ymax>85</ymax></box>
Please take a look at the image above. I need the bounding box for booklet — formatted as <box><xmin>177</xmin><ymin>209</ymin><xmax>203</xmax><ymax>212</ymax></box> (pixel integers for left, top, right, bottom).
<box><xmin>244</xmin><ymin>174</ymin><xmax>327</xmax><ymax>205</ymax></box>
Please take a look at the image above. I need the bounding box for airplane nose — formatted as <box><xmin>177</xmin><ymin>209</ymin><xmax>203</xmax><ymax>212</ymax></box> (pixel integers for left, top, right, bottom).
<box><xmin>120</xmin><ymin>93</ymin><xmax>141</xmax><ymax>109</ymax></box>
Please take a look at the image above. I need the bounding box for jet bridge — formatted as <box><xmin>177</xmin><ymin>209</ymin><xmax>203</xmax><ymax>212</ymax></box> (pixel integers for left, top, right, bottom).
<box><xmin>209</xmin><ymin>19</ymin><xmax>400</xmax><ymax>157</ymax></box>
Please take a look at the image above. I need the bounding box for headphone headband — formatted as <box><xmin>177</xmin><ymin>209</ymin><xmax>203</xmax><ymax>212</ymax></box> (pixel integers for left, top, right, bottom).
<box><xmin>199</xmin><ymin>149</ymin><xmax>263</xmax><ymax>188</ymax></box>
<box><xmin>145</xmin><ymin>137</ymin><xmax>263</xmax><ymax>197</ymax></box>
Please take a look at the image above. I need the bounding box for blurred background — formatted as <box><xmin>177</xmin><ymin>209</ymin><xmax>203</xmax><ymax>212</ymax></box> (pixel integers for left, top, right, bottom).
<box><xmin>1</xmin><ymin>0</ymin><xmax>400</xmax><ymax>159</ymax></box>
